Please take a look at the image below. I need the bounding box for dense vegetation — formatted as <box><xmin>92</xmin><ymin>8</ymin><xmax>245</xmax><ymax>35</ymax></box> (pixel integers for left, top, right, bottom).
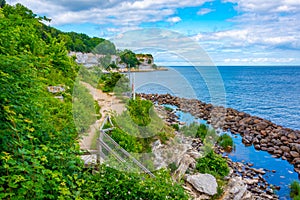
<box><xmin>99</xmin><ymin>72</ymin><xmax>129</xmax><ymax>93</ymax></box>
<box><xmin>217</xmin><ymin>133</ymin><xmax>234</xmax><ymax>152</ymax></box>
<box><xmin>43</xmin><ymin>25</ymin><xmax>116</xmax><ymax>54</ymax></box>
<box><xmin>0</xmin><ymin>4</ymin><xmax>188</xmax><ymax>199</ymax></box>
<box><xmin>196</xmin><ymin>151</ymin><xmax>229</xmax><ymax>178</ymax></box>
<box><xmin>119</xmin><ymin>49</ymin><xmax>140</xmax><ymax>68</ymax></box>
<box><xmin>110</xmin><ymin>98</ymin><xmax>174</xmax><ymax>153</ymax></box>
<box><xmin>0</xmin><ymin>4</ymin><xmax>84</xmax><ymax>199</ymax></box>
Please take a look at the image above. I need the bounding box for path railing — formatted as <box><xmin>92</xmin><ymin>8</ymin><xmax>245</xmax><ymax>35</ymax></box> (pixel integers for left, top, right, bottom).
<box><xmin>98</xmin><ymin>116</ymin><xmax>155</xmax><ymax>178</ymax></box>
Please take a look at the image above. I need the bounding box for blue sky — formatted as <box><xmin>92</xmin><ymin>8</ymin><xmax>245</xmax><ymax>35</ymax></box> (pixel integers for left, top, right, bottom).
<box><xmin>11</xmin><ymin>0</ymin><xmax>300</xmax><ymax>66</ymax></box>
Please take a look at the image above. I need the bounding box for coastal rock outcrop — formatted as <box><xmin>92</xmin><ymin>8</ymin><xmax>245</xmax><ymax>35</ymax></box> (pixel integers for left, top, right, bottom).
<box><xmin>186</xmin><ymin>173</ymin><xmax>218</xmax><ymax>196</ymax></box>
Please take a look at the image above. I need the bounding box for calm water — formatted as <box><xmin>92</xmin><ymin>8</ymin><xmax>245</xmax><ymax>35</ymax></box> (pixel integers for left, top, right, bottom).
<box><xmin>135</xmin><ymin>66</ymin><xmax>300</xmax><ymax>199</ymax></box>
<box><xmin>136</xmin><ymin>66</ymin><xmax>300</xmax><ymax>130</ymax></box>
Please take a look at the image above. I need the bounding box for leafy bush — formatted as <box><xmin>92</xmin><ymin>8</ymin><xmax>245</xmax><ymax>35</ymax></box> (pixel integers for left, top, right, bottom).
<box><xmin>108</xmin><ymin>128</ymin><xmax>143</xmax><ymax>153</ymax></box>
<box><xmin>172</xmin><ymin>123</ymin><xmax>179</xmax><ymax>131</ymax></box>
<box><xmin>290</xmin><ymin>181</ymin><xmax>300</xmax><ymax>199</ymax></box>
<box><xmin>180</xmin><ymin>122</ymin><xmax>211</xmax><ymax>141</ymax></box>
<box><xmin>127</xmin><ymin>98</ymin><xmax>153</xmax><ymax>126</ymax></box>
<box><xmin>196</xmin><ymin>124</ymin><xmax>209</xmax><ymax>141</ymax></box>
<box><xmin>82</xmin><ymin>166</ymin><xmax>189</xmax><ymax>200</ymax></box>
<box><xmin>100</xmin><ymin>72</ymin><xmax>129</xmax><ymax>93</ymax></box>
<box><xmin>112</xmin><ymin>98</ymin><xmax>174</xmax><ymax>152</ymax></box>
<box><xmin>0</xmin><ymin>4</ymin><xmax>84</xmax><ymax>199</ymax></box>
<box><xmin>180</xmin><ymin>122</ymin><xmax>199</xmax><ymax>137</ymax></box>
<box><xmin>196</xmin><ymin>151</ymin><xmax>229</xmax><ymax>178</ymax></box>
<box><xmin>218</xmin><ymin>134</ymin><xmax>234</xmax><ymax>152</ymax></box>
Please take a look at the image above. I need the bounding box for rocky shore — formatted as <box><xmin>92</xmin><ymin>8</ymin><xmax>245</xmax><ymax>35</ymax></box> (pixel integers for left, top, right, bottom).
<box><xmin>152</xmin><ymin>103</ymin><xmax>279</xmax><ymax>199</ymax></box>
<box><xmin>139</xmin><ymin>93</ymin><xmax>300</xmax><ymax>176</ymax></box>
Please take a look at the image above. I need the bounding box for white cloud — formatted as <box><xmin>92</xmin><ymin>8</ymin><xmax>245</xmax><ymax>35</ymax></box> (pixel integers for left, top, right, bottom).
<box><xmin>10</xmin><ymin>0</ymin><xmax>300</xmax><ymax>65</ymax></box>
<box><xmin>197</xmin><ymin>8</ymin><xmax>215</xmax><ymax>15</ymax></box>
<box><xmin>11</xmin><ymin>0</ymin><xmax>207</xmax><ymax>26</ymax></box>
<box><xmin>167</xmin><ymin>16</ymin><xmax>182</xmax><ymax>23</ymax></box>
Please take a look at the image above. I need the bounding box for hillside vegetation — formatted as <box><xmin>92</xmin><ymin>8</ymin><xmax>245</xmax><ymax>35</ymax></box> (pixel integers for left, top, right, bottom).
<box><xmin>0</xmin><ymin>4</ymin><xmax>187</xmax><ymax>199</ymax></box>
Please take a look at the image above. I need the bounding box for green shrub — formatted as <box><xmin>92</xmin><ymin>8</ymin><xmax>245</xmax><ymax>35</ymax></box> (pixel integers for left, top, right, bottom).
<box><xmin>180</xmin><ymin>122</ymin><xmax>200</xmax><ymax>137</ymax></box>
<box><xmin>127</xmin><ymin>98</ymin><xmax>153</xmax><ymax>126</ymax></box>
<box><xmin>196</xmin><ymin>151</ymin><xmax>229</xmax><ymax>178</ymax></box>
<box><xmin>217</xmin><ymin>134</ymin><xmax>234</xmax><ymax>152</ymax></box>
<box><xmin>172</xmin><ymin>123</ymin><xmax>179</xmax><ymax>131</ymax></box>
<box><xmin>83</xmin><ymin>166</ymin><xmax>189</xmax><ymax>200</ymax></box>
<box><xmin>196</xmin><ymin>124</ymin><xmax>209</xmax><ymax>141</ymax></box>
<box><xmin>113</xmin><ymin>98</ymin><xmax>174</xmax><ymax>152</ymax></box>
<box><xmin>108</xmin><ymin>128</ymin><xmax>143</xmax><ymax>153</ymax></box>
<box><xmin>100</xmin><ymin>72</ymin><xmax>129</xmax><ymax>93</ymax></box>
<box><xmin>290</xmin><ymin>181</ymin><xmax>300</xmax><ymax>199</ymax></box>
<box><xmin>180</xmin><ymin>123</ymin><xmax>216</xmax><ymax>142</ymax></box>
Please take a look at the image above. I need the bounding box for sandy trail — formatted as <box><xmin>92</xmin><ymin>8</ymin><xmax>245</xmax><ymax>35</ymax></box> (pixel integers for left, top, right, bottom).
<box><xmin>79</xmin><ymin>81</ymin><xmax>125</xmax><ymax>150</ymax></box>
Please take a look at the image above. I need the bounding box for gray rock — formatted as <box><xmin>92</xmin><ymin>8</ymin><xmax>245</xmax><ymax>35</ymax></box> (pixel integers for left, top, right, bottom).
<box><xmin>251</xmin><ymin>168</ymin><xmax>266</xmax><ymax>175</ymax></box>
<box><xmin>280</xmin><ymin>146</ymin><xmax>290</xmax><ymax>152</ymax></box>
<box><xmin>221</xmin><ymin>177</ymin><xmax>250</xmax><ymax>200</ymax></box>
<box><xmin>174</xmin><ymin>154</ymin><xmax>196</xmax><ymax>181</ymax></box>
<box><xmin>186</xmin><ymin>173</ymin><xmax>218</xmax><ymax>196</ymax></box>
<box><xmin>255</xmin><ymin>122</ymin><xmax>269</xmax><ymax>131</ymax></box>
<box><xmin>291</xmin><ymin>143</ymin><xmax>300</xmax><ymax>153</ymax></box>
<box><xmin>290</xmin><ymin>151</ymin><xmax>299</xmax><ymax>158</ymax></box>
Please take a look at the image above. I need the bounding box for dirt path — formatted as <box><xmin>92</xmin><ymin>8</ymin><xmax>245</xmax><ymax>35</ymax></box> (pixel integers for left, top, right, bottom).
<box><xmin>79</xmin><ymin>81</ymin><xmax>125</xmax><ymax>150</ymax></box>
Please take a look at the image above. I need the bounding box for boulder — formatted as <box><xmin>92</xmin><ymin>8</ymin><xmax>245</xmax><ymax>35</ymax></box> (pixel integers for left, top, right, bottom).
<box><xmin>186</xmin><ymin>173</ymin><xmax>218</xmax><ymax>196</ymax></box>
<box><xmin>221</xmin><ymin>177</ymin><xmax>250</xmax><ymax>200</ymax></box>
<box><xmin>255</xmin><ymin>122</ymin><xmax>269</xmax><ymax>131</ymax></box>
<box><xmin>288</xmin><ymin>133</ymin><xmax>297</xmax><ymax>140</ymax></box>
<box><xmin>290</xmin><ymin>151</ymin><xmax>300</xmax><ymax>158</ymax></box>
<box><xmin>280</xmin><ymin>146</ymin><xmax>290</xmax><ymax>153</ymax></box>
<box><xmin>291</xmin><ymin>143</ymin><xmax>300</xmax><ymax>153</ymax></box>
<box><xmin>251</xmin><ymin>168</ymin><xmax>266</xmax><ymax>175</ymax></box>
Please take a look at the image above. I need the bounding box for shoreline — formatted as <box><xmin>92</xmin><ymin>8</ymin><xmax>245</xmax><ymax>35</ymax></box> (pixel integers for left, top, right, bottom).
<box><xmin>118</xmin><ymin>67</ymin><xmax>168</xmax><ymax>73</ymax></box>
<box><xmin>138</xmin><ymin>93</ymin><xmax>300</xmax><ymax>175</ymax></box>
<box><xmin>154</xmin><ymin>103</ymin><xmax>279</xmax><ymax>199</ymax></box>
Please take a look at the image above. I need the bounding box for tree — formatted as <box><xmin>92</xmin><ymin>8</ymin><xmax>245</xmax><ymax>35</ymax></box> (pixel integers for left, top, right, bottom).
<box><xmin>120</xmin><ymin>49</ymin><xmax>139</xmax><ymax>68</ymax></box>
<box><xmin>0</xmin><ymin>0</ymin><xmax>6</xmax><ymax>8</ymax></box>
<box><xmin>93</xmin><ymin>40</ymin><xmax>116</xmax><ymax>55</ymax></box>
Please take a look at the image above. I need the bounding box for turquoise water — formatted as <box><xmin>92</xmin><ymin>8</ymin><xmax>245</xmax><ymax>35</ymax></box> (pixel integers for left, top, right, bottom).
<box><xmin>135</xmin><ymin>66</ymin><xmax>300</xmax><ymax>199</ymax></box>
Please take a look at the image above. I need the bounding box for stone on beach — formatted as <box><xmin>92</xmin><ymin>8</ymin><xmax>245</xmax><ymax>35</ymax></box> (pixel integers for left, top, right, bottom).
<box><xmin>186</xmin><ymin>173</ymin><xmax>218</xmax><ymax>196</ymax></box>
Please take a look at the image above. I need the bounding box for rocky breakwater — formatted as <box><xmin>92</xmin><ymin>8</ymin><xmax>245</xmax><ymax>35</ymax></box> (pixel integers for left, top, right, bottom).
<box><xmin>152</xmin><ymin>103</ymin><xmax>279</xmax><ymax>199</ymax></box>
<box><xmin>138</xmin><ymin>93</ymin><xmax>300</xmax><ymax>175</ymax></box>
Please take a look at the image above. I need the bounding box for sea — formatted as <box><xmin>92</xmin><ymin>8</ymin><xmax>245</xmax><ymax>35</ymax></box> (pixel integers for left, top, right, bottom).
<box><xmin>134</xmin><ymin>66</ymin><xmax>300</xmax><ymax>199</ymax></box>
